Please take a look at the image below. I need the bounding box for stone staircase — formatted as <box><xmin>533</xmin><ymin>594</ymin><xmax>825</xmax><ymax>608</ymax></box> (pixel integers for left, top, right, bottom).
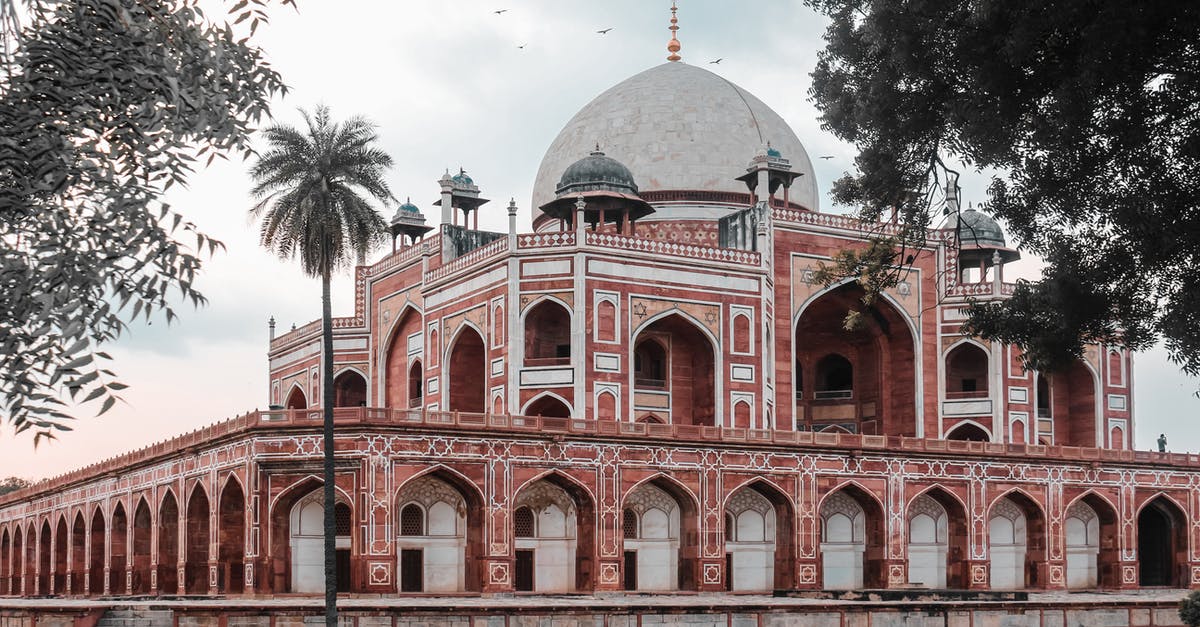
<box><xmin>97</xmin><ymin>609</ymin><xmax>175</xmax><ymax>627</ymax></box>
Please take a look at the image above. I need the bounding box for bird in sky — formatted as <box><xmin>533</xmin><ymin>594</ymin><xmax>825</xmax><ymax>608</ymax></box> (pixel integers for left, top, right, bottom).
<box><xmin>819</xmin><ymin>155</ymin><xmax>835</xmax><ymax>160</ymax></box>
<box><xmin>494</xmin><ymin>9</ymin><xmax>507</xmax><ymax>15</ymax></box>
<box><xmin>518</xmin><ymin>43</ymin><xmax>526</xmax><ymax>49</ymax></box>
<box><xmin>710</xmin><ymin>58</ymin><xmax>723</xmax><ymax>64</ymax></box>
<box><xmin>597</xmin><ymin>28</ymin><xmax>613</xmax><ymax>34</ymax></box>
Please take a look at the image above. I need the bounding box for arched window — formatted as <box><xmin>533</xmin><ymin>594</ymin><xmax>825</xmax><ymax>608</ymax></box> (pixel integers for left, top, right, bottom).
<box><xmin>597</xmin><ymin>300</ymin><xmax>617</xmax><ymax>342</ymax></box>
<box><xmin>724</xmin><ymin>512</ymin><xmax>735</xmax><ymax>542</ymax></box>
<box><xmin>334</xmin><ymin>502</ymin><xmax>352</xmax><ymax>537</ymax></box>
<box><xmin>514</xmin><ymin>507</ymin><xmax>535</xmax><ymax>539</ymax></box>
<box><xmin>285</xmin><ymin>385</ymin><xmax>307</xmax><ymax>410</ymax></box>
<box><xmin>815</xmin><ymin>354</ymin><xmax>853</xmax><ymax>399</ymax></box>
<box><xmin>493</xmin><ymin>306</ymin><xmax>504</xmax><ymax>346</ymax></box>
<box><xmin>733</xmin><ymin>314</ymin><xmax>751</xmax><ymax>353</ymax></box>
<box><xmin>1108</xmin><ymin>350</ymin><xmax>1124</xmax><ymax>386</ymax></box>
<box><xmin>623</xmin><ymin>509</ymin><xmax>639</xmax><ymax>539</ymax></box>
<box><xmin>945</xmin><ymin>343</ymin><xmax>989</xmax><ymax>399</ymax></box>
<box><xmin>524</xmin><ymin>300</ymin><xmax>571</xmax><ymax>365</ymax></box>
<box><xmin>634</xmin><ymin>339</ymin><xmax>667</xmax><ymax>388</ymax></box>
<box><xmin>946</xmin><ymin>422</ymin><xmax>990</xmax><ymax>442</ymax></box>
<box><xmin>408</xmin><ymin>360</ymin><xmax>423</xmax><ymax>408</ymax></box>
<box><xmin>333</xmin><ymin>370</ymin><xmax>367</xmax><ymax>407</ymax></box>
<box><xmin>400</xmin><ymin>504</ymin><xmax>424</xmax><ymax>536</ymax></box>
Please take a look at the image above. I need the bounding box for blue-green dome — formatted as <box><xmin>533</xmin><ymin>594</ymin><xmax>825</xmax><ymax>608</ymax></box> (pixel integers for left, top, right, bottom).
<box><xmin>451</xmin><ymin>169</ymin><xmax>474</xmax><ymax>186</ymax></box>
<box><xmin>555</xmin><ymin>150</ymin><xmax>639</xmax><ymax>197</ymax></box>
<box><xmin>766</xmin><ymin>146</ymin><xmax>782</xmax><ymax>158</ymax></box>
<box><xmin>954</xmin><ymin>205</ymin><xmax>1008</xmax><ymax>249</ymax></box>
<box><xmin>398</xmin><ymin>198</ymin><xmax>420</xmax><ymax>214</ymax></box>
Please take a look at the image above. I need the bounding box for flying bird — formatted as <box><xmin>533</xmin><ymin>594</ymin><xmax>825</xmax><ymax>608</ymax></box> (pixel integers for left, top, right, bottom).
<box><xmin>494</xmin><ymin>9</ymin><xmax>507</xmax><ymax>14</ymax></box>
<box><xmin>710</xmin><ymin>58</ymin><xmax>723</xmax><ymax>64</ymax></box>
<box><xmin>597</xmin><ymin>28</ymin><xmax>613</xmax><ymax>34</ymax></box>
<box><xmin>518</xmin><ymin>43</ymin><xmax>526</xmax><ymax>49</ymax></box>
<box><xmin>819</xmin><ymin>155</ymin><xmax>835</xmax><ymax>160</ymax></box>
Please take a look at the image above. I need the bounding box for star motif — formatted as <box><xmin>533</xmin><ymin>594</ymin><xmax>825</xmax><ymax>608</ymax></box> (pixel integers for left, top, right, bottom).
<box><xmin>704</xmin><ymin>311</ymin><xmax>717</xmax><ymax>324</ymax></box>
<box><xmin>633</xmin><ymin>302</ymin><xmax>648</xmax><ymax>318</ymax></box>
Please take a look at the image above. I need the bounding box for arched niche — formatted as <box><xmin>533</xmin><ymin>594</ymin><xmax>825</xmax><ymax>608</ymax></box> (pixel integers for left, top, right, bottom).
<box><xmin>631</xmin><ymin>313</ymin><xmax>717</xmax><ymax>426</ymax></box>
<box><xmin>333</xmin><ymin>369</ymin><xmax>367</xmax><ymax>408</ymax></box>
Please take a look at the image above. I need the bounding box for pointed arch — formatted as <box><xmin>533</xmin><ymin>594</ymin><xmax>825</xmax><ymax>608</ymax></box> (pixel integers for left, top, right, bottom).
<box><xmin>130</xmin><ymin>497</ymin><xmax>153</xmax><ymax>594</ymax></box>
<box><xmin>945</xmin><ymin>420</ymin><xmax>992</xmax><ymax>442</ymax></box>
<box><xmin>109</xmin><ymin>503</ymin><xmax>128</xmax><ymax>594</ymax></box>
<box><xmin>52</xmin><ymin>515</ymin><xmax>67</xmax><ymax>594</ymax></box>
<box><xmin>184</xmin><ymin>483</ymin><xmax>210</xmax><ymax>594</ymax></box>
<box><xmin>37</xmin><ymin>518</ymin><xmax>51</xmax><ymax>594</ymax></box>
<box><xmin>445</xmin><ymin>321</ymin><xmax>487</xmax><ymax>413</ymax></box>
<box><xmin>393</xmin><ymin>465</ymin><xmax>486</xmax><ymax>593</ymax></box>
<box><xmin>522</xmin><ymin>295</ymin><xmax>572</xmax><ymax>366</ymax></box>
<box><xmin>332</xmin><ymin>367</ymin><xmax>368</xmax><ymax>408</ymax></box>
<box><xmin>1064</xmin><ymin>491</ymin><xmax>1119</xmax><ymax>589</ymax></box>
<box><xmin>0</xmin><ymin>526</ymin><xmax>9</xmax><ymax>596</ymax></box>
<box><xmin>988</xmin><ymin>489</ymin><xmax>1047</xmax><ymax>589</ymax></box>
<box><xmin>88</xmin><ymin>506</ymin><xmax>104</xmax><ymax>595</ymax></box>
<box><xmin>157</xmin><ymin>488</ymin><xmax>180</xmax><ymax>595</ymax></box>
<box><xmin>944</xmin><ymin>339</ymin><xmax>990</xmax><ymax>399</ymax></box>
<box><xmin>383</xmin><ymin>304</ymin><xmax>424</xmax><ymax>409</ymax></box>
<box><xmin>818</xmin><ymin>481</ymin><xmax>886</xmax><ymax>589</ymax></box>
<box><xmin>722</xmin><ymin>479</ymin><xmax>796</xmax><ymax>590</ymax></box>
<box><xmin>512</xmin><ymin>470</ymin><xmax>597</xmax><ymax>592</ymax></box>
<box><xmin>218</xmin><ymin>476</ymin><xmax>247</xmax><ymax>593</ymax></box>
<box><xmin>621</xmin><ymin>473</ymin><xmax>701</xmax><ymax>591</ymax></box>
<box><xmin>631</xmin><ymin>310</ymin><xmax>720</xmax><ymax>427</ymax></box>
<box><xmin>1137</xmin><ymin>493</ymin><xmax>1188</xmax><ymax>587</ymax></box>
<box><xmin>522</xmin><ymin>391</ymin><xmax>573</xmax><ymax>418</ymax></box>
<box><xmin>11</xmin><ymin>525</ymin><xmax>23</xmax><ymax>596</ymax></box>
<box><xmin>905</xmin><ymin>485</ymin><xmax>969</xmax><ymax>588</ymax></box>
<box><xmin>267</xmin><ymin>476</ymin><xmax>354</xmax><ymax>594</ymax></box>
<box><xmin>284</xmin><ymin>383</ymin><xmax>308</xmax><ymax>410</ymax></box>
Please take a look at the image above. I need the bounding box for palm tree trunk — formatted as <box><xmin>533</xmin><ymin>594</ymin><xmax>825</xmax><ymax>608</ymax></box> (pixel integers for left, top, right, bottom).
<box><xmin>321</xmin><ymin>270</ymin><xmax>337</xmax><ymax>626</ymax></box>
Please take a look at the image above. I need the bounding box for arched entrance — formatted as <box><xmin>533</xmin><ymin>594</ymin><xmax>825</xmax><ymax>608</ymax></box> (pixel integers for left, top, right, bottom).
<box><xmin>945</xmin><ymin>422</ymin><xmax>990</xmax><ymax>442</ymax></box>
<box><xmin>37</xmin><ymin>520</ymin><xmax>50</xmax><ymax>594</ymax></box>
<box><xmin>333</xmin><ymin>370</ymin><xmax>367</xmax><ymax>408</ymax></box>
<box><xmin>408</xmin><ymin>360</ymin><xmax>423</xmax><ymax>409</ymax></box>
<box><xmin>631</xmin><ymin>314</ymin><xmax>716</xmax><ymax>426</ymax></box>
<box><xmin>1065</xmin><ymin>500</ymin><xmax>1101</xmax><ymax>589</ymax></box>
<box><xmin>524</xmin><ymin>394</ymin><xmax>571</xmax><ymax>418</ymax></box>
<box><xmin>622</xmin><ymin>477</ymin><xmax>699</xmax><ymax>591</ymax></box>
<box><xmin>906</xmin><ymin>488</ymin><xmax>969</xmax><ymax>588</ymax></box>
<box><xmin>184</xmin><ymin>486</ymin><xmax>210</xmax><ymax>594</ymax></box>
<box><xmin>988</xmin><ymin>493</ymin><xmax>1045</xmax><ymax>589</ymax></box>
<box><xmin>395</xmin><ymin>471</ymin><xmax>484</xmax><ymax>593</ymax></box>
<box><xmin>70</xmin><ymin>513</ymin><xmax>85</xmax><ymax>594</ymax></box>
<box><xmin>218</xmin><ymin>479</ymin><xmax>246</xmax><ymax>593</ymax></box>
<box><xmin>110</xmin><ymin>505</ymin><xmax>127</xmax><ymax>594</ymax></box>
<box><xmin>1</xmin><ymin>527</ymin><xmax>9</xmax><ymax>596</ymax></box>
<box><xmin>819</xmin><ymin>485</ymin><xmax>885</xmax><ymax>589</ymax></box>
<box><xmin>524</xmin><ymin>299</ymin><xmax>572</xmax><ymax>366</ymax></box>
<box><xmin>284</xmin><ymin>385</ymin><xmax>307</xmax><ymax>410</ymax></box>
<box><xmin>89</xmin><ymin>508</ymin><xmax>104</xmax><ymax>595</ymax></box>
<box><xmin>158</xmin><ymin>491</ymin><xmax>179</xmax><ymax>595</ymax></box>
<box><xmin>512</xmin><ymin>474</ymin><xmax>595</xmax><ymax>593</ymax></box>
<box><xmin>724</xmin><ymin>482</ymin><xmax>795</xmax><ymax>591</ymax></box>
<box><xmin>944</xmin><ymin>343</ymin><xmax>989</xmax><ymax>399</ymax></box>
<box><xmin>53</xmin><ymin>516</ymin><xmax>67</xmax><ymax>593</ymax></box>
<box><xmin>1138</xmin><ymin>496</ymin><xmax>1187</xmax><ymax>587</ymax></box>
<box><xmin>795</xmin><ymin>283</ymin><xmax>916</xmax><ymax>435</ymax></box>
<box><xmin>446</xmin><ymin>326</ymin><xmax>487</xmax><ymax>413</ymax></box>
<box><xmin>11</xmin><ymin>527</ymin><xmax>23</xmax><ymax>595</ymax></box>
<box><xmin>385</xmin><ymin>308</ymin><xmax>424</xmax><ymax>409</ymax></box>
<box><xmin>284</xmin><ymin>487</ymin><xmax>353</xmax><ymax>594</ymax></box>
<box><xmin>131</xmin><ymin>499</ymin><xmax>152</xmax><ymax>594</ymax></box>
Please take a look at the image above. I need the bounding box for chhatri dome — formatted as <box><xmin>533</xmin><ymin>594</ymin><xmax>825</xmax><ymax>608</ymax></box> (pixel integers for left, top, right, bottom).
<box><xmin>532</xmin><ymin>61</ymin><xmax>818</xmax><ymax>222</ymax></box>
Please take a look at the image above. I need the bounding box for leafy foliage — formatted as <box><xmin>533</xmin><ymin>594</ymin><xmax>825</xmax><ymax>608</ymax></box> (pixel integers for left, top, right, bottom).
<box><xmin>0</xmin><ymin>476</ymin><xmax>30</xmax><ymax>496</ymax></box>
<box><xmin>1181</xmin><ymin>590</ymin><xmax>1200</xmax><ymax>627</ymax></box>
<box><xmin>806</xmin><ymin>0</ymin><xmax>1200</xmax><ymax>374</ymax></box>
<box><xmin>249</xmin><ymin>104</ymin><xmax>392</xmax><ymax>625</ymax></box>
<box><xmin>0</xmin><ymin>0</ymin><xmax>288</xmax><ymax>443</ymax></box>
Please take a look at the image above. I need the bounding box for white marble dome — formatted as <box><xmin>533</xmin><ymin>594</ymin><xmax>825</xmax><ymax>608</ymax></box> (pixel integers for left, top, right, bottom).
<box><xmin>532</xmin><ymin>62</ymin><xmax>818</xmax><ymax>218</ymax></box>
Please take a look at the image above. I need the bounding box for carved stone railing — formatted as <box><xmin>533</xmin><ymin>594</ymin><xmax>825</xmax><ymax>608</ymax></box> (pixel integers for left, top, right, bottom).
<box><xmin>4</xmin><ymin>406</ymin><xmax>1196</xmax><ymax>508</ymax></box>
<box><xmin>424</xmin><ymin>237</ymin><xmax>509</xmax><ymax>283</ymax></box>
<box><xmin>585</xmin><ymin>231</ymin><xmax>761</xmax><ymax>266</ymax></box>
<box><xmin>773</xmin><ymin>208</ymin><xmax>906</xmax><ymax>237</ymax></box>
<box><xmin>517</xmin><ymin>232</ymin><xmax>575</xmax><ymax>248</ymax></box>
<box><xmin>368</xmin><ymin>236</ymin><xmax>436</xmax><ymax>277</ymax></box>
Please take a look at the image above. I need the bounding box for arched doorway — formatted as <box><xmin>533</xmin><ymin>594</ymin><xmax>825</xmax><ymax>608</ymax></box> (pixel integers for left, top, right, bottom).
<box><xmin>524</xmin><ymin>299</ymin><xmax>571</xmax><ymax>366</ymax></box>
<box><xmin>631</xmin><ymin>314</ymin><xmax>716</xmax><ymax>426</ymax></box>
<box><xmin>184</xmin><ymin>486</ymin><xmax>210</xmax><ymax>594</ymax></box>
<box><xmin>285</xmin><ymin>385</ymin><xmax>307</xmax><ymax>410</ymax></box>
<box><xmin>89</xmin><ymin>508</ymin><xmax>104</xmax><ymax>595</ymax></box>
<box><xmin>944</xmin><ymin>343</ymin><xmax>989</xmax><ymax>399</ymax></box>
<box><xmin>819</xmin><ymin>486</ymin><xmax>885</xmax><ymax>589</ymax></box>
<box><xmin>53</xmin><ymin>516</ymin><xmax>67</xmax><ymax>594</ymax></box>
<box><xmin>25</xmin><ymin>524</ymin><xmax>36</xmax><ymax>594</ymax></box>
<box><xmin>218</xmin><ymin>479</ymin><xmax>246</xmax><ymax>593</ymax></box>
<box><xmin>795</xmin><ymin>283</ymin><xmax>916</xmax><ymax>435</ymax></box>
<box><xmin>37</xmin><ymin>520</ymin><xmax>50</xmax><ymax>594</ymax></box>
<box><xmin>158</xmin><ymin>491</ymin><xmax>179</xmax><ymax>595</ymax></box>
<box><xmin>622</xmin><ymin>477</ymin><xmax>699</xmax><ymax>591</ymax></box>
<box><xmin>11</xmin><ymin>527</ymin><xmax>22</xmax><ymax>596</ymax></box>
<box><xmin>131</xmin><ymin>499</ymin><xmax>152</xmax><ymax>594</ymax></box>
<box><xmin>524</xmin><ymin>394</ymin><xmax>571</xmax><ymax>418</ymax></box>
<box><xmin>394</xmin><ymin>472</ymin><xmax>483</xmax><ymax>593</ymax></box>
<box><xmin>724</xmin><ymin>482</ymin><xmax>795</xmax><ymax>591</ymax></box>
<box><xmin>1138</xmin><ymin>496</ymin><xmax>1187</xmax><ymax>587</ymax></box>
<box><xmin>1065</xmin><ymin>500</ymin><xmax>1101</xmax><ymax>589</ymax></box>
<box><xmin>446</xmin><ymin>326</ymin><xmax>487</xmax><ymax>413</ymax></box>
<box><xmin>408</xmin><ymin>360</ymin><xmax>423</xmax><ymax>409</ymax></box>
<box><xmin>70</xmin><ymin>513</ymin><xmax>85</xmax><ymax>594</ymax></box>
<box><xmin>110</xmin><ymin>505</ymin><xmax>127</xmax><ymax>594</ymax></box>
<box><xmin>988</xmin><ymin>493</ymin><xmax>1045</xmax><ymax>589</ymax></box>
<box><xmin>284</xmin><ymin>488</ymin><xmax>353</xmax><ymax>594</ymax></box>
<box><xmin>906</xmin><ymin>488</ymin><xmax>969</xmax><ymax>588</ymax></box>
<box><xmin>333</xmin><ymin>370</ymin><xmax>367</xmax><ymax>408</ymax></box>
<box><xmin>512</xmin><ymin>474</ymin><xmax>595</xmax><ymax>593</ymax></box>
<box><xmin>1</xmin><ymin>527</ymin><xmax>9</xmax><ymax>596</ymax></box>
<box><xmin>385</xmin><ymin>308</ymin><xmax>424</xmax><ymax>409</ymax></box>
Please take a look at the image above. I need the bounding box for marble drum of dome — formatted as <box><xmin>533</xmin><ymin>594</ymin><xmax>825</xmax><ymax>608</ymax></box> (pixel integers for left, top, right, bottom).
<box><xmin>532</xmin><ymin>62</ymin><xmax>818</xmax><ymax>224</ymax></box>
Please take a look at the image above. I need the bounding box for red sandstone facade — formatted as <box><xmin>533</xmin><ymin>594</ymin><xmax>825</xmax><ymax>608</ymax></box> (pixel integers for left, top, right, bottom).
<box><xmin>0</xmin><ymin>60</ymin><xmax>1176</xmax><ymax>599</ymax></box>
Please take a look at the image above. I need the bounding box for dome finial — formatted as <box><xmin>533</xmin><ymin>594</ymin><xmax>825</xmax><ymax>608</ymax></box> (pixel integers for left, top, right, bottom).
<box><xmin>666</xmin><ymin>1</ymin><xmax>681</xmax><ymax>62</ymax></box>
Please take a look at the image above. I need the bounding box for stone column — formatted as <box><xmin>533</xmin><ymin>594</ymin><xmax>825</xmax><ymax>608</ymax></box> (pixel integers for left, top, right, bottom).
<box><xmin>481</xmin><ymin>455</ymin><xmax>514</xmax><ymax>593</ymax></box>
<box><xmin>595</xmin><ymin>455</ymin><xmax>622</xmax><ymax>591</ymax></box>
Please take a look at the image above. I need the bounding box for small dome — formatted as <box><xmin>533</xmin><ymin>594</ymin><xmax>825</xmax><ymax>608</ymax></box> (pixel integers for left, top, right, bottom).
<box><xmin>555</xmin><ymin>150</ymin><xmax>639</xmax><ymax>198</ymax></box>
<box><xmin>766</xmin><ymin>146</ymin><xmax>782</xmax><ymax>159</ymax></box>
<box><xmin>397</xmin><ymin>198</ymin><xmax>420</xmax><ymax>214</ymax></box>
<box><xmin>952</xmin><ymin>205</ymin><xmax>1008</xmax><ymax>249</ymax></box>
<box><xmin>451</xmin><ymin>169</ymin><xmax>474</xmax><ymax>186</ymax></box>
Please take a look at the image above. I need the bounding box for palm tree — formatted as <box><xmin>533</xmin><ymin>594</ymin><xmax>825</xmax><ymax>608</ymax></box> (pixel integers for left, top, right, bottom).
<box><xmin>249</xmin><ymin>105</ymin><xmax>392</xmax><ymax>624</ymax></box>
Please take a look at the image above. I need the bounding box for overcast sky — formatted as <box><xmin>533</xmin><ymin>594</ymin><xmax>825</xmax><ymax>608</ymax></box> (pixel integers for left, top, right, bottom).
<box><xmin>3</xmin><ymin>0</ymin><xmax>1197</xmax><ymax>481</ymax></box>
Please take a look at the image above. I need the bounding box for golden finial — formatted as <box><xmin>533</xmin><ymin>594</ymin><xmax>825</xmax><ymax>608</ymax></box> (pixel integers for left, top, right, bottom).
<box><xmin>667</xmin><ymin>1</ymin><xmax>681</xmax><ymax>62</ymax></box>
